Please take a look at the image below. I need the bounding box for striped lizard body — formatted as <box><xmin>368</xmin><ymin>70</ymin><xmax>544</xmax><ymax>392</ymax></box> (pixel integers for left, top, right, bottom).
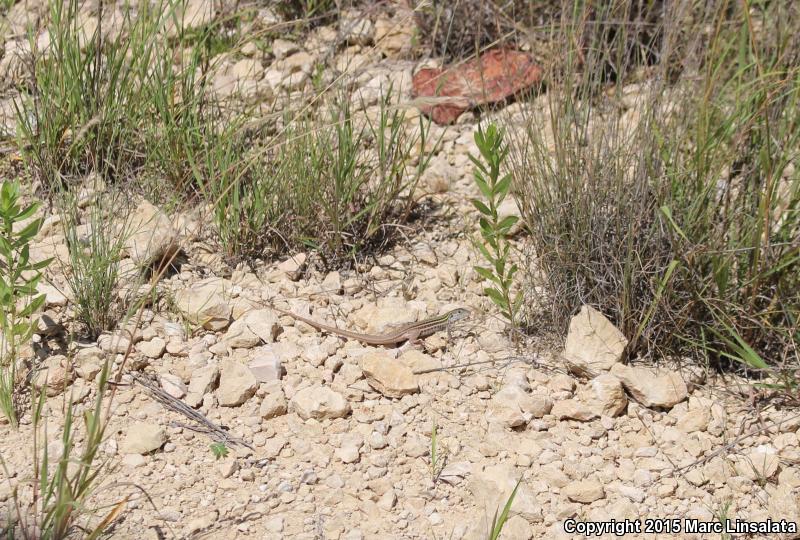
<box><xmin>271</xmin><ymin>306</ymin><xmax>470</xmax><ymax>346</ymax></box>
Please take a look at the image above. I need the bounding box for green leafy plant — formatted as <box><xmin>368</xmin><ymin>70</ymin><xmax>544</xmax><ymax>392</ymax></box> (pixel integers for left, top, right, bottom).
<box><xmin>470</xmin><ymin>124</ymin><xmax>522</xmax><ymax>334</ymax></box>
<box><xmin>0</xmin><ymin>181</ymin><xmax>51</xmax><ymax>427</ymax></box>
<box><xmin>210</xmin><ymin>442</ymin><xmax>229</xmax><ymax>460</ymax></box>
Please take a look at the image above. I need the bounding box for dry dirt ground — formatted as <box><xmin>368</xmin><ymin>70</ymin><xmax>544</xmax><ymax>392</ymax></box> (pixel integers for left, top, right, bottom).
<box><xmin>1</xmin><ymin>2</ymin><xmax>800</xmax><ymax>539</ymax></box>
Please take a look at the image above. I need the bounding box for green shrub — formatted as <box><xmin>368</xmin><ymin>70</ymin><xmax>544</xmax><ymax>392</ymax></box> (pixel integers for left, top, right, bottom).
<box><xmin>0</xmin><ymin>181</ymin><xmax>51</xmax><ymax>427</ymax></box>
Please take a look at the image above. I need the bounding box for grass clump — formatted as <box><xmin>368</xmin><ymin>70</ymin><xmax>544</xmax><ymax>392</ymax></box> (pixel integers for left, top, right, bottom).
<box><xmin>58</xmin><ymin>185</ymin><xmax>131</xmax><ymax>339</ymax></box>
<box><xmin>1</xmin><ymin>360</ymin><xmax>124</xmax><ymax>539</ymax></box>
<box><xmin>0</xmin><ymin>181</ymin><xmax>51</xmax><ymax>427</ymax></box>
<box><xmin>209</xmin><ymin>88</ymin><xmax>438</xmax><ymax>263</ymax></box>
<box><xmin>16</xmin><ymin>0</ymin><xmax>170</xmax><ymax>190</ymax></box>
<box><xmin>14</xmin><ymin>0</ymin><xmax>227</xmax><ymax>199</ymax></box>
<box><xmin>509</xmin><ymin>0</ymin><xmax>800</xmax><ymax>378</ymax></box>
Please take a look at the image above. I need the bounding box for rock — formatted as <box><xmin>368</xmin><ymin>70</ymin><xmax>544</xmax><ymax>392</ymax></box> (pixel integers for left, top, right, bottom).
<box><xmin>281</xmin><ymin>51</ymin><xmax>314</xmax><ymax>76</ymax></box>
<box><xmin>548</xmin><ymin>374</ymin><xmax>576</xmax><ymax>393</ymax></box>
<box><xmin>39</xmin><ymin>283</ymin><xmax>68</xmax><ymax>307</ymax></box>
<box><xmin>291</xmin><ymin>386</ymin><xmax>350</xmax><ymax>420</ymax></box>
<box><xmin>585</xmin><ymin>374</ymin><xmax>627</xmax><ymax>417</ymax></box>
<box><xmin>137</xmin><ymin>337</ymin><xmax>166</xmax><ymax>359</ymax></box>
<box><xmin>676</xmin><ymin>406</ymin><xmax>710</xmax><ymax>433</ymax></box>
<box><xmin>563</xmin><ymin>479</ymin><xmax>605</xmax><ymax>503</ymax></box>
<box><xmin>564</xmin><ymin>305</ymin><xmax>628</xmax><ymax>377</ymax></box>
<box><xmin>36</xmin><ymin>312</ymin><xmax>64</xmax><ymax>337</ymax></box>
<box><xmin>767</xmin><ymin>485</ymin><xmax>800</xmax><ymax>531</ymax></box>
<box><xmin>398</xmin><ymin>349</ymin><xmax>442</xmax><ymax>375</ymax></box>
<box><xmin>241</xmin><ymin>309</ymin><xmax>280</xmax><ymax>343</ymax></box>
<box><xmin>616</xmin><ymin>484</ymin><xmax>645</xmax><ymax>503</ymax></box>
<box><xmin>736</xmin><ymin>446</ymin><xmax>780</xmax><ymax>481</ymax></box>
<box><xmin>275</xmin><ymin>253</ymin><xmax>306</xmax><ymax>279</ymax></box>
<box><xmin>503</xmin><ymin>515</ymin><xmax>534</xmax><ymax>539</ymax></box>
<box><xmin>377</xmin><ymin>489</ymin><xmax>397</xmax><ymax>510</ymax></box>
<box><xmin>217</xmin><ymin>359</ymin><xmax>258</xmax><ymax>407</ymax></box>
<box><xmin>340</xmin><ymin>9</ymin><xmax>374</xmax><ymax>45</ymax></box>
<box><xmin>336</xmin><ymin>433</ymin><xmax>363</xmax><ymax>464</ymax></box>
<box><xmin>75</xmin><ymin>347</ymin><xmax>104</xmax><ymax>380</ymax></box>
<box><xmin>185</xmin><ymin>364</ymin><xmax>219</xmax><ymax>407</ymax></box>
<box><xmin>439</xmin><ymin>461</ymin><xmax>472</xmax><ymax>485</ymax></box>
<box><xmin>174</xmin><ymin>278</ymin><xmax>233</xmax><ymax>331</ymax></box>
<box><xmin>124</xmin><ymin>199</ymin><xmax>180</xmax><ymax>269</ymax></box>
<box><xmin>374</xmin><ymin>14</ymin><xmax>415</xmax><ymax>58</ymax></box>
<box><xmin>122</xmin><ymin>454</ymin><xmax>146</xmax><ymax>468</ymax></box>
<box><xmin>496</xmin><ymin>198</ymin><xmax>523</xmax><ymax>235</ymax></box>
<box><xmin>360</xmin><ymin>351</ymin><xmax>418</xmax><ymax>398</ymax></box>
<box><xmin>248</xmin><ymin>346</ymin><xmax>284</xmax><ymax>382</ymax></box>
<box><xmin>352</xmin><ymin>303</ymin><xmax>416</xmax><ymax>334</ymax></box>
<box><xmin>468</xmin><ymin>464</ymin><xmax>542</xmax><ymax>523</ymax></box>
<box><xmin>272</xmin><ymin>39</ymin><xmax>299</xmax><ymax>60</ymax></box>
<box><xmin>187</xmin><ymin>510</ymin><xmax>219</xmax><ymax>536</ymax></box>
<box><xmin>487</xmin><ymin>385</ymin><xmax>552</xmax><ymax>428</ymax></box>
<box><xmin>610</xmin><ymin>364</ymin><xmax>688</xmax><ymax>409</ymax></box>
<box><xmin>259</xmin><ymin>391</ymin><xmax>287</xmax><ymax>419</ymax></box>
<box><xmin>551</xmin><ymin>399</ymin><xmax>598</xmax><ymax>422</ymax></box>
<box><xmin>98</xmin><ymin>331</ymin><xmax>138</xmax><ymax>354</ymax></box>
<box><xmin>120</xmin><ymin>423</ymin><xmax>167</xmax><ymax>454</ymax></box>
<box><xmin>412</xmin><ymin>48</ymin><xmax>543</xmax><ymax>125</ymax></box>
<box><xmin>264</xmin><ymin>515</ymin><xmax>284</xmax><ymax>533</ymax></box>
<box><xmin>212</xmin><ymin>57</ymin><xmax>269</xmax><ymax>101</ymax></box>
<box><xmin>420</xmin><ymin>156</ymin><xmax>455</xmax><ymax>194</ymax></box>
<box><xmin>222</xmin><ymin>318</ymin><xmax>261</xmax><ymax>349</ymax></box>
<box><xmin>32</xmin><ymin>355</ymin><xmax>74</xmax><ymax>397</ymax></box>
<box><xmin>166</xmin><ymin>0</ymin><xmax>215</xmax><ymax>36</ymax></box>
<box><xmin>159</xmin><ymin>373</ymin><xmax>187</xmax><ymax>399</ymax></box>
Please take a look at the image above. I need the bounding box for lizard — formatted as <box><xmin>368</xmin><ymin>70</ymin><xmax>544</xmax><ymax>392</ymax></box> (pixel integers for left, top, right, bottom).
<box><xmin>270</xmin><ymin>305</ymin><xmax>470</xmax><ymax>346</ymax></box>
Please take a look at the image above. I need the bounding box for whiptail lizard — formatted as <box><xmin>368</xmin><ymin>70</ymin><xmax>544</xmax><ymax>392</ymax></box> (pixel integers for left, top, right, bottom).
<box><xmin>271</xmin><ymin>306</ymin><xmax>470</xmax><ymax>346</ymax></box>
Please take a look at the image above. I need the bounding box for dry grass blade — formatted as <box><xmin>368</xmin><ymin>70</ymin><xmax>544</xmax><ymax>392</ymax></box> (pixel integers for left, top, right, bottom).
<box><xmin>84</xmin><ymin>495</ymin><xmax>129</xmax><ymax>540</ymax></box>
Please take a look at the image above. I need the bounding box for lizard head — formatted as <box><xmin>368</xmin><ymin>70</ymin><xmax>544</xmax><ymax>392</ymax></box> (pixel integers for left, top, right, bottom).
<box><xmin>446</xmin><ymin>308</ymin><xmax>470</xmax><ymax>322</ymax></box>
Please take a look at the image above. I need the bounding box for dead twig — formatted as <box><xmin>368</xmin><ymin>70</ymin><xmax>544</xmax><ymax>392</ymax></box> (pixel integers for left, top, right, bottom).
<box><xmin>131</xmin><ymin>373</ymin><xmax>254</xmax><ymax>450</ymax></box>
<box><xmin>412</xmin><ymin>355</ymin><xmax>536</xmax><ymax>375</ymax></box>
<box><xmin>648</xmin><ymin>411</ymin><xmax>800</xmax><ymax>486</ymax></box>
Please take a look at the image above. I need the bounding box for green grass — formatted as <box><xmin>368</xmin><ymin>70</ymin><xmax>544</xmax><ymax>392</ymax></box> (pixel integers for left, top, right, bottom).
<box><xmin>487</xmin><ymin>478</ymin><xmax>521</xmax><ymax>540</ymax></box>
<box><xmin>57</xmin><ymin>185</ymin><xmax>132</xmax><ymax>339</ymax></box>
<box><xmin>206</xmin><ymin>86</ymin><xmax>438</xmax><ymax>263</ymax></box>
<box><xmin>16</xmin><ymin>0</ymin><xmax>436</xmax><ymax>266</ymax></box>
<box><xmin>509</xmin><ymin>0</ymin><xmax>800</xmax><ymax>381</ymax></box>
<box><xmin>0</xmin><ymin>358</ymin><xmax>125</xmax><ymax>538</ymax></box>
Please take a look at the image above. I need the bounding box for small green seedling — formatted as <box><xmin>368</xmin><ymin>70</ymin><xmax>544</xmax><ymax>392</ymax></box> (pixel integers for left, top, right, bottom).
<box><xmin>210</xmin><ymin>442</ymin><xmax>229</xmax><ymax>459</ymax></box>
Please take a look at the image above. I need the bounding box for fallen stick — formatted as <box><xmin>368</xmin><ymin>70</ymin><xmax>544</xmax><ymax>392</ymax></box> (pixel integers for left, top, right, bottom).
<box><xmin>131</xmin><ymin>373</ymin><xmax>254</xmax><ymax>450</ymax></box>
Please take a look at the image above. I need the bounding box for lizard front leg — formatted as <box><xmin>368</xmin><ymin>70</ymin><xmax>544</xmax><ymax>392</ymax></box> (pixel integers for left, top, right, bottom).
<box><xmin>396</xmin><ymin>328</ymin><xmax>422</xmax><ymax>354</ymax></box>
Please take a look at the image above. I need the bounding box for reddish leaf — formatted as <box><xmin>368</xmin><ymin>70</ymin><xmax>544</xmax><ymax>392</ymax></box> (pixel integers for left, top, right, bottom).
<box><xmin>412</xmin><ymin>48</ymin><xmax>543</xmax><ymax>125</ymax></box>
